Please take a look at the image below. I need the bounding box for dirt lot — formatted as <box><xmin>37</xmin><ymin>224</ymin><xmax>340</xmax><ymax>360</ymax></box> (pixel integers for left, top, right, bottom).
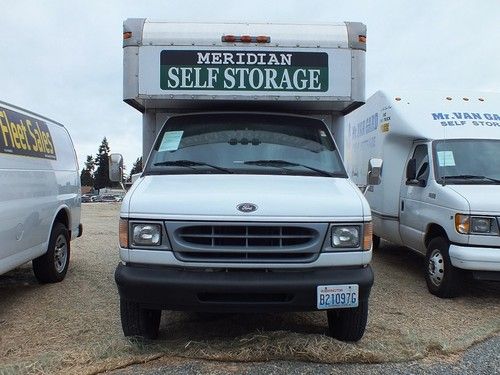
<box><xmin>0</xmin><ymin>203</ymin><xmax>499</xmax><ymax>375</ymax></box>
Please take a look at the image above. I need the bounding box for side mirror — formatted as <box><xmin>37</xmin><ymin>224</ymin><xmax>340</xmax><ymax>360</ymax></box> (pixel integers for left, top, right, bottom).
<box><xmin>406</xmin><ymin>158</ymin><xmax>417</xmax><ymax>182</ymax></box>
<box><xmin>367</xmin><ymin>158</ymin><xmax>383</xmax><ymax>186</ymax></box>
<box><xmin>109</xmin><ymin>153</ymin><xmax>124</xmax><ymax>183</ymax></box>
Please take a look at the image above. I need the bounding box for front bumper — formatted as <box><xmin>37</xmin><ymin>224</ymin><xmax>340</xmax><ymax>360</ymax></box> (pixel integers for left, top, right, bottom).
<box><xmin>449</xmin><ymin>244</ymin><xmax>500</xmax><ymax>271</ymax></box>
<box><xmin>115</xmin><ymin>264</ymin><xmax>373</xmax><ymax>313</ymax></box>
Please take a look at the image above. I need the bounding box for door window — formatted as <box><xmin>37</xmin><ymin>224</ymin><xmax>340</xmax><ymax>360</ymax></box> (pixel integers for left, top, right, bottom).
<box><xmin>413</xmin><ymin>144</ymin><xmax>429</xmax><ymax>182</ymax></box>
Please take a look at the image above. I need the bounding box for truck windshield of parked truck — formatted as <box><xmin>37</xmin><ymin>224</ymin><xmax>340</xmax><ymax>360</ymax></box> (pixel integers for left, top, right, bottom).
<box><xmin>434</xmin><ymin>139</ymin><xmax>500</xmax><ymax>184</ymax></box>
<box><xmin>144</xmin><ymin>113</ymin><xmax>347</xmax><ymax>177</ymax></box>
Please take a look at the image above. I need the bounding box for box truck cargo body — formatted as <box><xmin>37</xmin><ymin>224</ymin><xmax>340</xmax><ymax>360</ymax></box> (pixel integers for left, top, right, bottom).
<box><xmin>114</xmin><ymin>19</ymin><xmax>376</xmax><ymax>341</ymax></box>
<box><xmin>0</xmin><ymin>100</ymin><xmax>82</xmax><ymax>282</ymax></box>
<box><xmin>340</xmin><ymin>90</ymin><xmax>500</xmax><ymax>297</ymax></box>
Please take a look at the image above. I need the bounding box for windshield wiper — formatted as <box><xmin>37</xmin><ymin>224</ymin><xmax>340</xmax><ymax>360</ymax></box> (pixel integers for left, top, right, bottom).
<box><xmin>442</xmin><ymin>174</ymin><xmax>500</xmax><ymax>183</ymax></box>
<box><xmin>153</xmin><ymin>160</ymin><xmax>233</xmax><ymax>174</ymax></box>
<box><xmin>244</xmin><ymin>159</ymin><xmax>336</xmax><ymax>177</ymax></box>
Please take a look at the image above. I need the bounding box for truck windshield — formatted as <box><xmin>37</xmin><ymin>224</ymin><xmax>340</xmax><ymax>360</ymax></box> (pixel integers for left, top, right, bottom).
<box><xmin>144</xmin><ymin>113</ymin><xmax>347</xmax><ymax>177</ymax></box>
<box><xmin>433</xmin><ymin>139</ymin><xmax>500</xmax><ymax>184</ymax></box>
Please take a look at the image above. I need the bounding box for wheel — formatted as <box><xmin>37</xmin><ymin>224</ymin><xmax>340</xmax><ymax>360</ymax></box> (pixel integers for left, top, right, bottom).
<box><xmin>120</xmin><ymin>299</ymin><xmax>161</xmax><ymax>339</ymax></box>
<box><xmin>425</xmin><ymin>237</ymin><xmax>462</xmax><ymax>298</ymax></box>
<box><xmin>33</xmin><ymin>222</ymin><xmax>70</xmax><ymax>283</ymax></box>
<box><xmin>327</xmin><ymin>298</ymin><xmax>368</xmax><ymax>342</ymax></box>
<box><xmin>372</xmin><ymin>234</ymin><xmax>381</xmax><ymax>249</ymax></box>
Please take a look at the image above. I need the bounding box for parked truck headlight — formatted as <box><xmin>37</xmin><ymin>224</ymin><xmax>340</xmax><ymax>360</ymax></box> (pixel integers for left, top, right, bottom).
<box><xmin>331</xmin><ymin>226</ymin><xmax>360</xmax><ymax>248</ymax></box>
<box><xmin>455</xmin><ymin>214</ymin><xmax>499</xmax><ymax>235</ymax></box>
<box><xmin>471</xmin><ymin>217</ymin><xmax>499</xmax><ymax>234</ymax></box>
<box><xmin>132</xmin><ymin>223</ymin><xmax>162</xmax><ymax>246</ymax></box>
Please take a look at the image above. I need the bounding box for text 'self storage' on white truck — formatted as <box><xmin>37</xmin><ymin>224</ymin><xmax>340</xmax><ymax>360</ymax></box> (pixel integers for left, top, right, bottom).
<box><xmin>114</xmin><ymin>19</ymin><xmax>376</xmax><ymax>341</ymax></box>
<box><xmin>341</xmin><ymin>91</ymin><xmax>500</xmax><ymax>298</ymax></box>
<box><xmin>0</xmin><ymin>100</ymin><xmax>82</xmax><ymax>282</ymax></box>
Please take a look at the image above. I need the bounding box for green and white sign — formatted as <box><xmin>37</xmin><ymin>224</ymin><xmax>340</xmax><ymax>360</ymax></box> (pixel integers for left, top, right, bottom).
<box><xmin>137</xmin><ymin>46</ymin><xmax>352</xmax><ymax>98</ymax></box>
<box><xmin>159</xmin><ymin>50</ymin><xmax>329</xmax><ymax>92</ymax></box>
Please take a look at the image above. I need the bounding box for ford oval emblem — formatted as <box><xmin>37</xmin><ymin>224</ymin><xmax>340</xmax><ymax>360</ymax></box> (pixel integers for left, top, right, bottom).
<box><xmin>237</xmin><ymin>203</ymin><xmax>258</xmax><ymax>213</ymax></box>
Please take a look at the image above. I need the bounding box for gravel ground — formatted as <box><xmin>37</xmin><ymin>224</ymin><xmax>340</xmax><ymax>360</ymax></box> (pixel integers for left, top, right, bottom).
<box><xmin>108</xmin><ymin>335</ymin><xmax>500</xmax><ymax>375</ymax></box>
<box><xmin>0</xmin><ymin>203</ymin><xmax>499</xmax><ymax>374</ymax></box>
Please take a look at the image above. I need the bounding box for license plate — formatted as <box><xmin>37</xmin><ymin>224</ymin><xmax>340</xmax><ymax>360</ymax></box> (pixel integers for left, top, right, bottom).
<box><xmin>317</xmin><ymin>284</ymin><xmax>359</xmax><ymax>309</ymax></box>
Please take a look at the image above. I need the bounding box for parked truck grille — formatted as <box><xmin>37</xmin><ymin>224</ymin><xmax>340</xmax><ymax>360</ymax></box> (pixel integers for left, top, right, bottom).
<box><xmin>167</xmin><ymin>222</ymin><xmax>327</xmax><ymax>263</ymax></box>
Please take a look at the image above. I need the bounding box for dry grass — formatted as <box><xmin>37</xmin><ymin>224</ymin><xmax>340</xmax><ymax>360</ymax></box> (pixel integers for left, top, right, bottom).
<box><xmin>0</xmin><ymin>203</ymin><xmax>499</xmax><ymax>375</ymax></box>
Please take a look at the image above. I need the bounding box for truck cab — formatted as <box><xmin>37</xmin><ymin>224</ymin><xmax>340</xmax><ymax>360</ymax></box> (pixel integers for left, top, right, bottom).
<box><xmin>114</xmin><ymin>19</ymin><xmax>375</xmax><ymax>341</ymax></box>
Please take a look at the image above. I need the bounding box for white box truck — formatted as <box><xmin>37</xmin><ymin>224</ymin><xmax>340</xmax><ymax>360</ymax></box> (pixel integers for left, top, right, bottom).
<box><xmin>113</xmin><ymin>19</ymin><xmax>378</xmax><ymax>341</ymax></box>
<box><xmin>0</xmin><ymin>100</ymin><xmax>82</xmax><ymax>282</ymax></box>
<box><xmin>340</xmin><ymin>90</ymin><xmax>500</xmax><ymax>297</ymax></box>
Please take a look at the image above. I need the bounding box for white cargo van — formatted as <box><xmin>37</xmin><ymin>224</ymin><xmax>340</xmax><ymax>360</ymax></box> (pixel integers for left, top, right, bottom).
<box><xmin>341</xmin><ymin>90</ymin><xmax>500</xmax><ymax>297</ymax></box>
<box><xmin>113</xmin><ymin>19</ymin><xmax>378</xmax><ymax>341</ymax></box>
<box><xmin>0</xmin><ymin>100</ymin><xmax>82</xmax><ymax>282</ymax></box>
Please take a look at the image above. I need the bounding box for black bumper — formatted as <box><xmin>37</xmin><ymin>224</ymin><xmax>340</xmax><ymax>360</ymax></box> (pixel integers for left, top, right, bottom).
<box><xmin>115</xmin><ymin>264</ymin><xmax>374</xmax><ymax>313</ymax></box>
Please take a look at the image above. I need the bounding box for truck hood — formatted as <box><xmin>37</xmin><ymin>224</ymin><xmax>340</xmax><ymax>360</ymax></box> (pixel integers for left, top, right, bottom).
<box><xmin>123</xmin><ymin>174</ymin><xmax>368</xmax><ymax>221</ymax></box>
<box><xmin>448</xmin><ymin>185</ymin><xmax>500</xmax><ymax>214</ymax></box>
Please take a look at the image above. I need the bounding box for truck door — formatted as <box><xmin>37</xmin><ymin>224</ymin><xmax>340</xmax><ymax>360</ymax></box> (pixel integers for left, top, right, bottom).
<box><xmin>399</xmin><ymin>142</ymin><xmax>431</xmax><ymax>254</ymax></box>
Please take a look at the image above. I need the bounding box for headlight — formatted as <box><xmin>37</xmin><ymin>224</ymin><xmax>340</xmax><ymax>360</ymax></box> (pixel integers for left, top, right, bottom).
<box><xmin>455</xmin><ymin>214</ymin><xmax>500</xmax><ymax>235</ymax></box>
<box><xmin>132</xmin><ymin>223</ymin><xmax>162</xmax><ymax>246</ymax></box>
<box><xmin>331</xmin><ymin>226</ymin><xmax>360</xmax><ymax>248</ymax></box>
<box><xmin>471</xmin><ymin>217</ymin><xmax>493</xmax><ymax>233</ymax></box>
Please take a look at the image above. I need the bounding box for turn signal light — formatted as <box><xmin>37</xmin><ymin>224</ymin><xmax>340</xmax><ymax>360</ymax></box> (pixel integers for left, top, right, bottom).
<box><xmin>455</xmin><ymin>214</ymin><xmax>470</xmax><ymax>234</ymax></box>
<box><xmin>119</xmin><ymin>218</ymin><xmax>129</xmax><ymax>248</ymax></box>
<box><xmin>363</xmin><ymin>222</ymin><xmax>373</xmax><ymax>250</ymax></box>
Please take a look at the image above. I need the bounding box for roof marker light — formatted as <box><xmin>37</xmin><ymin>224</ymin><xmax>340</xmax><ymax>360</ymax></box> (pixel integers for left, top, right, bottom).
<box><xmin>358</xmin><ymin>35</ymin><xmax>367</xmax><ymax>43</ymax></box>
<box><xmin>222</xmin><ymin>35</ymin><xmax>236</xmax><ymax>43</ymax></box>
<box><xmin>478</xmin><ymin>98</ymin><xmax>485</xmax><ymax>101</ymax></box>
<box><xmin>446</xmin><ymin>97</ymin><xmax>452</xmax><ymax>100</ymax></box>
<box><xmin>221</xmin><ymin>35</ymin><xmax>271</xmax><ymax>43</ymax></box>
<box><xmin>123</xmin><ymin>31</ymin><xmax>132</xmax><ymax>40</ymax></box>
<box><xmin>395</xmin><ymin>97</ymin><xmax>401</xmax><ymax>101</ymax></box>
<box><xmin>463</xmin><ymin>97</ymin><xmax>469</xmax><ymax>101</ymax></box>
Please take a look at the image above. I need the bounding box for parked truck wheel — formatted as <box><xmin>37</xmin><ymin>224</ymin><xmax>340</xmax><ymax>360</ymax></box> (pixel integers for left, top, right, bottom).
<box><xmin>120</xmin><ymin>299</ymin><xmax>161</xmax><ymax>339</ymax></box>
<box><xmin>326</xmin><ymin>299</ymin><xmax>368</xmax><ymax>342</ymax></box>
<box><xmin>425</xmin><ymin>237</ymin><xmax>462</xmax><ymax>298</ymax></box>
<box><xmin>33</xmin><ymin>222</ymin><xmax>70</xmax><ymax>283</ymax></box>
<box><xmin>372</xmin><ymin>235</ymin><xmax>381</xmax><ymax>249</ymax></box>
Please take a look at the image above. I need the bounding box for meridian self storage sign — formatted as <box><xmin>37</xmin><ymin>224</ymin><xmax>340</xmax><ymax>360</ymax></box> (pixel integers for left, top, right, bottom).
<box><xmin>160</xmin><ymin>50</ymin><xmax>329</xmax><ymax>92</ymax></box>
<box><xmin>138</xmin><ymin>47</ymin><xmax>352</xmax><ymax>98</ymax></box>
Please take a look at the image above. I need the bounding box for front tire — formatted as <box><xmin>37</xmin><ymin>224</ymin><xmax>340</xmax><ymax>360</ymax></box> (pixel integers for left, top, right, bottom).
<box><xmin>425</xmin><ymin>237</ymin><xmax>462</xmax><ymax>298</ymax></box>
<box><xmin>327</xmin><ymin>299</ymin><xmax>368</xmax><ymax>342</ymax></box>
<box><xmin>33</xmin><ymin>222</ymin><xmax>70</xmax><ymax>283</ymax></box>
<box><xmin>120</xmin><ymin>299</ymin><xmax>161</xmax><ymax>339</ymax></box>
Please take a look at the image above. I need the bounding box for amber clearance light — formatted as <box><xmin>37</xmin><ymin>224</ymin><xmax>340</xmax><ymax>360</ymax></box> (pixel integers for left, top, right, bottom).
<box><xmin>363</xmin><ymin>222</ymin><xmax>373</xmax><ymax>250</ymax></box>
<box><xmin>119</xmin><ymin>218</ymin><xmax>129</xmax><ymax>248</ymax></box>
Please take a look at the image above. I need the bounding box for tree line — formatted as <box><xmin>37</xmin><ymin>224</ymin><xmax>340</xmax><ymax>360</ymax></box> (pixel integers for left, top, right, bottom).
<box><xmin>80</xmin><ymin>137</ymin><xmax>142</xmax><ymax>190</ymax></box>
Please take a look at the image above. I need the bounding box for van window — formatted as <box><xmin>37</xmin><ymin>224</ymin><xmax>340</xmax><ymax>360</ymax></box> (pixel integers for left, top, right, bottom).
<box><xmin>144</xmin><ymin>113</ymin><xmax>347</xmax><ymax>177</ymax></box>
<box><xmin>412</xmin><ymin>144</ymin><xmax>429</xmax><ymax>181</ymax></box>
<box><xmin>433</xmin><ymin>139</ymin><xmax>500</xmax><ymax>184</ymax></box>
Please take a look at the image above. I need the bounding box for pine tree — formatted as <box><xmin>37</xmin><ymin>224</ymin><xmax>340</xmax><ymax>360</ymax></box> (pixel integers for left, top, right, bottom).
<box><xmin>129</xmin><ymin>156</ymin><xmax>143</xmax><ymax>180</ymax></box>
<box><xmin>93</xmin><ymin>137</ymin><xmax>111</xmax><ymax>191</ymax></box>
<box><xmin>80</xmin><ymin>155</ymin><xmax>95</xmax><ymax>186</ymax></box>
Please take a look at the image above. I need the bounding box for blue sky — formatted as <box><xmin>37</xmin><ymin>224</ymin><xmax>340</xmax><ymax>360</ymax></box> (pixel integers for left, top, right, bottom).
<box><xmin>0</xmin><ymin>0</ymin><xmax>498</xmax><ymax>171</ymax></box>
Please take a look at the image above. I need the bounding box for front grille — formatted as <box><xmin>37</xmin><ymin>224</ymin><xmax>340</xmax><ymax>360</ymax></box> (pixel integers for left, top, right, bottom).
<box><xmin>168</xmin><ymin>222</ymin><xmax>326</xmax><ymax>263</ymax></box>
<box><xmin>178</xmin><ymin>225</ymin><xmax>315</xmax><ymax>247</ymax></box>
